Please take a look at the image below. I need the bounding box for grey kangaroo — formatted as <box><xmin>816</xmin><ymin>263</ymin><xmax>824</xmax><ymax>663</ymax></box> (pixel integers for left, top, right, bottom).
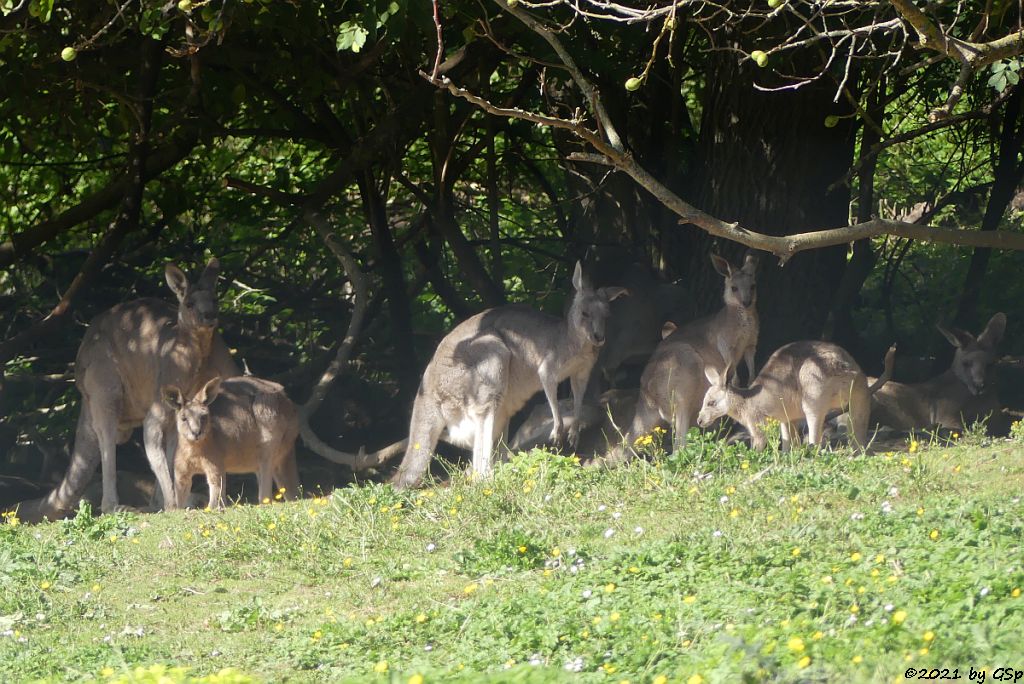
<box><xmin>871</xmin><ymin>313</ymin><xmax>1006</xmax><ymax>431</ymax></box>
<box><xmin>163</xmin><ymin>376</ymin><xmax>300</xmax><ymax>509</ymax></box>
<box><xmin>26</xmin><ymin>258</ymin><xmax>237</xmax><ymax>521</ymax></box>
<box><xmin>698</xmin><ymin>341</ymin><xmax>894</xmax><ymax>450</ymax></box>
<box><xmin>615</xmin><ymin>252</ymin><xmax>759</xmax><ymax>456</ymax></box>
<box><xmin>391</xmin><ymin>262</ymin><xmax>628</xmax><ymax>488</ymax></box>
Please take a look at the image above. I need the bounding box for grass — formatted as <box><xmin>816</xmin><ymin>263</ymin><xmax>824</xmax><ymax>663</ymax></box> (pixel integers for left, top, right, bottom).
<box><xmin>1</xmin><ymin>429</ymin><xmax>1022</xmax><ymax>683</ymax></box>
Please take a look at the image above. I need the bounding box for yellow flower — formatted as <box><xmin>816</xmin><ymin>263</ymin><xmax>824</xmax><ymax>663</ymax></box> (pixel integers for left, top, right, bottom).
<box><xmin>917</xmin><ymin>507</ymin><xmax>925</xmax><ymax>516</ymax></box>
<box><xmin>373</xmin><ymin>660</ymin><xmax>389</xmax><ymax>673</ymax></box>
<box><xmin>266</xmin><ymin>522</ymin><xmax>276</xmax><ymax>530</ymax></box>
<box><xmin>791</xmin><ymin>547</ymin><xmax>801</xmax><ymax>557</ymax></box>
<box><xmin>953</xmin><ymin>464</ymin><xmax>962</xmax><ymax>473</ymax></box>
<box><xmin>602</xmin><ymin>663</ymin><xmax>617</xmax><ymax>674</ymax></box>
<box><xmin>687</xmin><ymin>675</ymin><xmax>704</xmax><ymax>684</ymax></box>
<box><xmin>518</xmin><ymin>545</ymin><xmax>527</xmax><ymax>554</ymax></box>
<box><xmin>654</xmin><ymin>677</ymin><xmax>669</xmax><ymax>684</ymax></box>
<box><xmin>1012</xmin><ymin>587</ymin><xmax>1021</xmax><ymax>598</ymax></box>
<box><xmin>852</xmin><ymin>655</ymin><xmax>863</xmax><ymax>664</ymax></box>
<box><xmin>311</xmin><ymin>630</ymin><xmax>322</xmax><ymax>640</ymax></box>
<box><xmin>787</xmin><ymin>637</ymin><xmax>805</xmax><ymax>652</ymax></box>
<box><xmin>610</xmin><ymin>612</ymin><xmax>620</xmax><ymax>622</ymax></box>
<box><xmin>919</xmin><ymin>647</ymin><xmax>929</xmax><ymax>655</ymax></box>
<box><xmin>875</xmin><ymin>554</ymin><xmax>885</xmax><ymax>563</ymax></box>
<box><xmin>343</xmin><ymin>557</ymin><xmax>353</xmax><ymax>568</ymax></box>
<box><xmin>730</xmin><ymin>508</ymin><xmax>740</xmax><ymax>518</ymax></box>
<box><xmin>821</xmin><ymin>575</ymin><xmax>833</xmax><ymax>584</ymax></box>
<box><xmin>408</xmin><ymin>675</ymin><xmax>424</xmax><ymax>684</ymax></box>
<box><xmin>100</xmin><ymin>667</ymin><xmax>115</xmax><ymax>676</ymax></box>
<box><xmin>929</xmin><ymin>529</ymin><xmax>939</xmax><ymax>540</ymax></box>
<box><xmin>40</xmin><ymin>580</ymin><xmax>51</xmax><ymax>590</ymax></box>
<box><xmin>551</xmin><ymin>547</ymin><xmax>561</xmax><ymax>557</ymax></box>
<box><xmin>909</xmin><ymin>440</ymin><xmax>918</xmax><ymax>453</ymax></box>
<box><xmin>892</xmin><ymin>610</ymin><xmax>907</xmax><ymax>625</ymax></box>
<box><xmin>850</xmin><ymin>551</ymin><xmax>862</xmax><ymax>562</ymax></box>
<box><xmin>796</xmin><ymin>656</ymin><xmax>811</xmax><ymax>669</ymax></box>
<box><xmin>849</xmin><ymin>604</ymin><xmax>859</xmax><ymax>614</ymax></box>
<box><xmin>923</xmin><ymin>630</ymin><xmax>934</xmax><ymax>642</ymax></box>
<box><xmin>262</xmin><ymin>497</ymin><xmax>271</xmax><ymax>504</ymax></box>
<box><xmin>415</xmin><ymin>613</ymin><xmax>427</xmax><ymax>623</ymax></box>
<box><xmin>604</xmin><ymin>583</ymin><xmax>616</xmax><ymax>593</ymax></box>
<box><xmin>91</xmin><ymin>584</ymin><xmax>101</xmax><ymax>592</ymax></box>
<box><xmin>684</xmin><ymin>594</ymin><xmax>696</xmax><ymax>604</ymax></box>
<box><xmin>463</xmin><ymin>583</ymin><xmax>478</xmax><ymax>595</ymax></box>
<box><xmin>812</xmin><ymin>631</ymin><xmax>823</xmax><ymax>640</ymax></box>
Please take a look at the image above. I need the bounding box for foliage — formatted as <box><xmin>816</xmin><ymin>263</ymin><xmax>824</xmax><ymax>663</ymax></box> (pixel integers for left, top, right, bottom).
<box><xmin>0</xmin><ymin>440</ymin><xmax>1021</xmax><ymax>681</ymax></box>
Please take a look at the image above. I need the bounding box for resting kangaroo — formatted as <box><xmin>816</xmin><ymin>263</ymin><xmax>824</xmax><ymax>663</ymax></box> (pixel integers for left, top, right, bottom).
<box><xmin>618</xmin><ymin>252</ymin><xmax>759</xmax><ymax>454</ymax></box>
<box><xmin>163</xmin><ymin>376</ymin><xmax>300</xmax><ymax>509</ymax></box>
<box><xmin>871</xmin><ymin>313</ymin><xmax>1006</xmax><ymax>431</ymax></box>
<box><xmin>25</xmin><ymin>258</ymin><xmax>237</xmax><ymax>521</ymax></box>
<box><xmin>391</xmin><ymin>262</ymin><xmax>627</xmax><ymax>489</ymax></box>
<box><xmin>698</xmin><ymin>341</ymin><xmax>894</xmax><ymax>450</ymax></box>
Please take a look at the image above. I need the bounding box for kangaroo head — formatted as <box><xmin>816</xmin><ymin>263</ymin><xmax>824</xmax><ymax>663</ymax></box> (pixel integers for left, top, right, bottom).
<box><xmin>697</xmin><ymin>364</ymin><xmax>733</xmax><ymax>428</ymax></box>
<box><xmin>165</xmin><ymin>257</ymin><xmax>221</xmax><ymax>331</ymax></box>
<box><xmin>938</xmin><ymin>312</ymin><xmax>1006</xmax><ymax>396</ymax></box>
<box><xmin>711</xmin><ymin>252</ymin><xmax>757</xmax><ymax>310</ymax></box>
<box><xmin>568</xmin><ymin>261</ymin><xmax>629</xmax><ymax>348</ymax></box>
<box><xmin>163</xmin><ymin>376</ymin><xmax>223</xmax><ymax>443</ymax></box>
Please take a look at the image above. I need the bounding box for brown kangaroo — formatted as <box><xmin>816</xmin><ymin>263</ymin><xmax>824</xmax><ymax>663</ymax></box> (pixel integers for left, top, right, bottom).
<box><xmin>163</xmin><ymin>376</ymin><xmax>300</xmax><ymax>508</ymax></box>
<box><xmin>20</xmin><ymin>259</ymin><xmax>237</xmax><ymax>522</ymax></box>
<box><xmin>392</xmin><ymin>262</ymin><xmax>627</xmax><ymax>488</ymax></box>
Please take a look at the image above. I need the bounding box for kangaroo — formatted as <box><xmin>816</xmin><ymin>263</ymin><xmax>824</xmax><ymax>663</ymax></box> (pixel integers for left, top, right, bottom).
<box><xmin>391</xmin><ymin>262</ymin><xmax>628</xmax><ymax>489</ymax></box>
<box><xmin>23</xmin><ymin>258</ymin><xmax>238</xmax><ymax>521</ymax></box>
<box><xmin>163</xmin><ymin>376</ymin><xmax>300</xmax><ymax>509</ymax></box>
<box><xmin>871</xmin><ymin>313</ymin><xmax>1006</xmax><ymax>431</ymax></box>
<box><xmin>697</xmin><ymin>341</ymin><xmax>895</xmax><ymax>451</ymax></box>
<box><xmin>615</xmin><ymin>252</ymin><xmax>759</xmax><ymax>456</ymax></box>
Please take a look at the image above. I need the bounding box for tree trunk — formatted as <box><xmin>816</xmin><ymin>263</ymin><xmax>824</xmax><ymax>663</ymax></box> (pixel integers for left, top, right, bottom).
<box><xmin>682</xmin><ymin>39</ymin><xmax>857</xmax><ymax>354</ymax></box>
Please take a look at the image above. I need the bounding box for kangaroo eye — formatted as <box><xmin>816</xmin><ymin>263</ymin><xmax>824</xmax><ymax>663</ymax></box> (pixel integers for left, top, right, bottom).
<box><xmin>731</xmin><ymin>286</ymin><xmax>738</xmax><ymax>293</ymax></box>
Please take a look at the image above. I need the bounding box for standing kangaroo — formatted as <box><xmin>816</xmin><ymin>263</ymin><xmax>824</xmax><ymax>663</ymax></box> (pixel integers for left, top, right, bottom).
<box><xmin>617</xmin><ymin>252</ymin><xmax>759</xmax><ymax>455</ymax></box>
<box><xmin>697</xmin><ymin>341</ymin><xmax>894</xmax><ymax>450</ymax></box>
<box><xmin>391</xmin><ymin>262</ymin><xmax>628</xmax><ymax>489</ymax></box>
<box><xmin>163</xmin><ymin>376</ymin><xmax>300</xmax><ymax>509</ymax></box>
<box><xmin>25</xmin><ymin>258</ymin><xmax>237</xmax><ymax>521</ymax></box>
<box><xmin>871</xmin><ymin>313</ymin><xmax>1006</xmax><ymax>431</ymax></box>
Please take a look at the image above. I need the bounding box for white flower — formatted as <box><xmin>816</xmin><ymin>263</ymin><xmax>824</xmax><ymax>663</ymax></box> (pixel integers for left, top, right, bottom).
<box><xmin>529</xmin><ymin>655</ymin><xmax>542</xmax><ymax>666</ymax></box>
<box><xmin>612</xmin><ymin>511</ymin><xmax>622</xmax><ymax>520</ymax></box>
<box><xmin>884</xmin><ymin>603</ymin><xmax>894</xmax><ymax>612</ymax></box>
<box><xmin>719</xmin><ymin>495</ymin><xmax>729</xmax><ymax>504</ymax></box>
<box><xmin>425</xmin><ymin>543</ymin><xmax>436</xmax><ymax>553</ymax></box>
<box><xmin>850</xmin><ymin>512</ymin><xmax>865</xmax><ymax>520</ymax></box>
<box><xmin>544</xmin><ymin>494</ymin><xmax>553</xmax><ymax>502</ymax></box>
<box><xmin>880</xmin><ymin>500</ymin><xmax>893</xmax><ymax>514</ymax></box>
<box><xmin>845</xmin><ymin>614</ymin><xmax>858</xmax><ymax>626</ymax></box>
<box><xmin>888</xmin><ymin>486</ymin><xmax>900</xmax><ymax>497</ymax></box>
<box><xmin>713</xmin><ymin>529</ymin><xmax>723</xmax><ymax>538</ymax></box>
<box><xmin>424</xmin><ymin>643</ymin><xmax>434</xmax><ymax>651</ymax></box>
<box><xmin>634</xmin><ymin>526</ymin><xmax>644</xmax><ymax>535</ymax></box>
<box><xmin>604</xmin><ymin>528</ymin><xmax>615</xmax><ymax>538</ymax></box>
<box><xmin>582</xmin><ymin>589</ymin><xmax>592</xmax><ymax>599</ymax></box>
<box><xmin>980</xmin><ymin>586</ymin><xmax>991</xmax><ymax>597</ymax></box>
<box><xmin>564</xmin><ymin>657</ymin><xmax>584</xmax><ymax>672</ymax></box>
<box><xmin>598</xmin><ymin>505</ymin><xmax>607</xmax><ymax>512</ymax></box>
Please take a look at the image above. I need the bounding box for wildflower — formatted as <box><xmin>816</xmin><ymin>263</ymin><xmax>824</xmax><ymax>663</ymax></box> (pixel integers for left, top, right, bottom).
<box><xmin>729</xmin><ymin>508</ymin><xmax>740</xmax><ymax>518</ymax></box>
<box><xmin>908</xmin><ymin>440</ymin><xmax>918</xmax><ymax>453</ymax></box>
<box><xmin>653</xmin><ymin>677</ymin><xmax>668</xmax><ymax>684</ymax></box>
<box><xmin>373</xmin><ymin>660</ymin><xmax>388</xmax><ymax>673</ymax></box>
<box><xmin>850</xmin><ymin>551</ymin><xmax>862</xmax><ymax>562</ymax></box>
<box><xmin>551</xmin><ymin>547</ymin><xmax>561</xmax><ymax>557</ymax></box>
<box><xmin>712</xmin><ymin>530</ymin><xmax>723</xmax><ymax>538</ymax></box>
<box><xmin>415</xmin><ymin>613</ymin><xmax>427</xmax><ymax>624</ymax></box>
<box><xmin>604</xmin><ymin>528</ymin><xmax>615</xmax><ymax>539</ymax></box>
<box><xmin>1012</xmin><ymin>588</ymin><xmax>1021</xmax><ymax>598</ymax></box>
<box><xmin>634</xmin><ymin>526</ymin><xmax>644</xmax><ymax>535</ymax></box>
<box><xmin>266</xmin><ymin>523</ymin><xmax>276</xmax><ymax>530</ymax></box>
<box><xmin>311</xmin><ymin>630</ymin><xmax>322</xmax><ymax>641</ymax></box>
<box><xmin>684</xmin><ymin>594</ymin><xmax>697</xmax><ymax>604</ymax></box>
<box><xmin>518</xmin><ymin>545</ymin><xmax>527</xmax><ymax>554</ymax></box>
<box><xmin>343</xmin><ymin>557</ymin><xmax>353</xmax><ymax>568</ymax></box>
<box><xmin>923</xmin><ymin>631</ymin><xmax>934</xmax><ymax>642</ymax></box>
<box><xmin>610</xmin><ymin>612</ymin><xmax>620</xmax><ymax>622</ymax></box>
<box><xmin>917</xmin><ymin>507</ymin><xmax>924</xmax><ymax>516</ymax></box>
<box><xmin>929</xmin><ymin>529</ymin><xmax>939</xmax><ymax>540</ymax></box>
<box><xmin>980</xmin><ymin>586</ymin><xmax>991</xmax><ymax>597</ymax></box>
<box><xmin>787</xmin><ymin>637</ymin><xmax>805</xmax><ymax>652</ymax></box>
<box><xmin>812</xmin><ymin>631</ymin><xmax>823</xmax><ymax>640</ymax></box>
<box><xmin>687</xmin><ymin>675</ymin><xmax>704</xmax><ymax>684</ymax></box>
<box><xmin>821</xmin><ymin>575</ymin><xmax>833</xmax><ymax>584</ymax></box>
<box><xmin>604</xmin><ymin>583</ymin><xmax>616</xmax><ymax>593</ymax></box>
<box><xmin>796</xmin><ymin>656</ymin><xmax>811</xmax><ymax>669</ymax></box>
<box><xmin>892</xmin><ymin>610</ymin><xmax>907</xmax><ymax>625</ymax></box>
<box><xmin>791</xmin><ymin>547</ymin><xmax>801</xmax><ymax>557</ymax></box>
<box><xmin>849</xmin><ymin>604</ymin><xmax>859</xmax><ymax>614</ymax></box>
<box><xmin>408</xmin><ymin>675</ymin><xmax>424</xmax><ymax>684</ymax></box>
<box><xmin>852</xmin><ymin>655</ymin><xmax>863</xmax><ymax>664</ymax></box>
<box><xmin>426</xmin><ymin>543</ymin><xmax>436</xmax><ymax>553</ymax></box>
<box><xmin>262</xmin><ymin>497</ymin><xmax>271</xmax><ymax>504</ymax></box>
<box><xmin>92</xmin><ymin>584</ymin><xmax>101</xmax><ymax>592</ymax></box>
<box><xmin>39</xmin><ymin>581</ymin><xmax>50</xmax><ymax>591</ymax></box>
<box><xmin>463</xmin><ymin>583</ymin><xmax>478</xmax><ymax>595</ymax></box>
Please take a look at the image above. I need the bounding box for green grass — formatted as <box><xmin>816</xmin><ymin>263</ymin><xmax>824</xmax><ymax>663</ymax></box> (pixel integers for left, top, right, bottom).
<box><xmin>2</xmin><ymin>431</ymin><xmax>1023</xmax><ymax>683</ymax></box>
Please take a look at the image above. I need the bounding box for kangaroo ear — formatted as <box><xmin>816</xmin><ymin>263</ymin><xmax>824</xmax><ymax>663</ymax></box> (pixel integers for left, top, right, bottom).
<box><xmin>661</xmin><ymin>321</ymin><xmax>678</xmax><ymax>339</ymax></box>
<box><xmin>710</xmin><ymin>254</ymin><xmax>731</xmax><ymax>278</ymax></box>
<box><xmin>704</xmin><ymin>365</ymin><xmax>721</xmax><ymax>386</ymax></box>
<box><xmin>937</xmin><ymin>323</ymin><xmax>974</xmax><ymax>349</ymax></box>
<box><xmin>977</xmin><ymin>312</ymin><xmax>1006</xmax><ymax>349</ymax></box>
<box><xmin>572</xmin><ymin>261</ymin><xmax>585</xmax><ymax>292</ymax></box>
<box><xmin>196</xmin><ymin>376</ymin><xmax>223</xmax><ymax>406</ymax></box>
<box><xmin>162</xmin><ymin>385</ymin><xmax>185</xmax><ymax>411</ymax></box>
<box><xmin>165</xmin><ymin>264</ymin><xmax>189</xmax><ymax>301</ymax></box>
<box><xmin>723</xmin><ymin>362</ymin><xmax>737</xmax><ymax>387</ymax></box>
<box><xmin>742</xmin><ymin>251</ymin><xmax>758</xmax><ymax>273</ymax></box>
<box><xmin>599</xmin><ymin>286</ymin><xmax>629</xmax><ymax>302</ymax></box>
<box><xmin>197</xmin><ymin>257</ymin><xmax>220</xmax><ymax>291</ymax></box>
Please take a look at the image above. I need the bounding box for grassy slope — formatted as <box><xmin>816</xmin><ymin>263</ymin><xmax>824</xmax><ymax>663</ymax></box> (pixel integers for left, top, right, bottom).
<box><xmin>1</xmin><ymin>433</ymin><xmax>1022</xmax><ymax>683</ymax></box>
